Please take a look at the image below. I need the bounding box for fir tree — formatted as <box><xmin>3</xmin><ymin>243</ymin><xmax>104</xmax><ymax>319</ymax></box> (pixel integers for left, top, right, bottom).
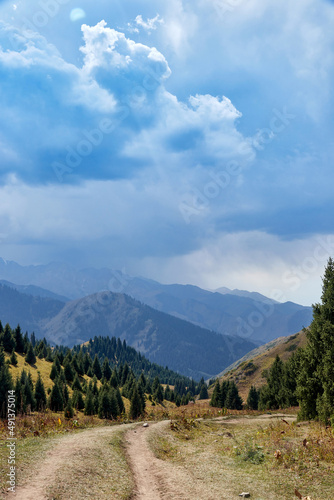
<box><xmin>23</xmin><ymin>379</ymin><xmax>36</xmax><ymax>412</ymax></box>
<box><xmin>72</xmin><ymin>390</ymin><xmax>85</xmax><ymax>410</ymax></box>
<box><xmin>64</xmin><ymin>399</ymin><xmax>74</xmax><ymax>419</ymax></box>
<box><xmin>14</xmin><ymin>325</ymin><xmax>25</xmax><ymax>353</ymax></box>
<box><xmin>64</xmin><ymin>361</ymin><xmax>74</xmax><ymax>383</ymax></box>
<box><xmin>225</xmin><ymin>381</ymin><xmax>243</xmax><ymax>410</ymax></box>
<box><xmin>0</xmin><ymin>364</ymin><xmax>13</xmax><ymax>418</ymax></box>
<box><xmin>297</xmin><ymin>258</ymin><xmax>334</xmax><ymax>423</ymax></box>
<box><xmin>1</xmin><ymin>323</ymin><xmax>15</xmax><ymax>353</ymax></box>
<box><xmin>34</xmin><ymin>372</ymin><xmax>47</xmax><ymax>411</ymax></box>
<box><xmin>10</xmin><ymin>349</ymin><xmax>18</xmax><ymax>367</ymax></box>
<box><xmin>210</xmin><ymin>380</ymin><xmax>221</xmax><ymax>407</ymax></box>
<box><xmin>115</xmin><ymin>387</ymin><xmax>125</xmax><ymax>414</ymax></box>
<box><xmin>247</xmin><ymin>386</ymin><xmax>259</xmax><ymax>410</ymax></box>
<box><xmin>130</xmin><ymin>383</ymin><xmax>143</xmax><ymax>419</ymax></box>
<box><xmin>15</xmin><ymin>379</ymin><xmax>24</xmax><ymax>414</ymax></box>
<box><xmin>198</xmin><ymin>384</ymin><xmax>209</xmax><ymax>400</ymax></box>
<box><xmin>92</xmin><ymin>355</ymin><xmax>102</xmax><ymax>380</ymax></box>
<box><xmin>102</xmin><ymin>357</ymin><xmax>112</xmax><ymax>380</ymax></box>
<box><xmin>49</xmin><ymin>379</ymin><xmax>64</xmax><ymax>412</ymax></box>
<box><xmin>25</xmin><ymin>344</ymin><xmax>36</xmax><ymax>365</ymax></box>
<box><xmin>72</xmin><ymin>373</ymin><xmax>82</xmax><ymax>392</ymax></box>
<box><xmin>0</xmin><ymin>345</ymin><xmax>5</xmax><ymax>369</ymax></box>
<box><xmin>154</xmin><ymin>384</ymin><xmax>164</xmax><ymax>404</ymax></box>
<box><xmin>110</xmin><ymin>389</ymin><xmax>120</xmax><ymax>419</ymax></box>
<box><xmin>84</xmin><ymin>389</ymin><xmax>95</xmax><ymax>416</ymax></box>
<box><xmin>50</xmin><ymin>362</ymin><xmax>59</xmax><ymax>381</ymax></box>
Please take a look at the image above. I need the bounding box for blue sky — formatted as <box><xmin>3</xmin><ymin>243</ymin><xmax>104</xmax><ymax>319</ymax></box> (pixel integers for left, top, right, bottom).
<box><xmin>0</xmin><ymin>0</ymin><xmax>334</xmax><ymax>305</ymax></box>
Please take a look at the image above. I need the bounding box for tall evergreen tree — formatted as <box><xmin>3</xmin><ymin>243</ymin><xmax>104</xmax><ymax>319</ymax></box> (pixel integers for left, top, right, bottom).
<box><xmin>84</xmin><ymin>389</ymin><xmax>95</xmax><ymax>416</ymax></box>
<box><xmin>247</xmin><ymin>386</ymin><xmax>259</xmax><ymax>410</ymax></box>
<box><xmin>0</xmin><ymin>364</ymin><xmax>13</xmax><ymax>418</ymax></box>
<box><xmin>225</xmin><ymin>381</ymin><xmax>243</xmax><ymax>410</ymax></box>
<box><xmin>210</xmin><ymin>380</ymin><xmax>221</xmax><ymax>407</ymax></box>
<box><xmin>23</xmin><ymin>379</ymin><xmax>36</xmax><ymax>412</ymax></box>
<box><xmin>297</xmin><ymin>258</ymin><xmax>334</xmax><ymax>423</ymax></box>
<box><xmin>72</xmin><ymin>390</ymin><xmax>85</xmax><ymax>410</ymax></box>
<box><xmin>49</xmin><ymin>379</ymin><xmax>64</xmax><ymax>412</ymax></box>
<box><xmin>102</xmin><ymin>357</ymin><xmax>112</xmax><ymax>380</ymax></box>
<box><xmin>25</xmin><ymin>344</ymin><xmax>36</xmax><ymax>365</ymax></box>
<box><xmin>10</xmin><ymin>349</ymin><xmax>18</xmax><ymax>367</ymax></box>
<box><xmin>92</xmin><ymin>355</ymin><xmax>102</xmax><ymax>380</ymax></box>
<box><xmin>34</xmin><ymin>372</ymin><xmax>47</xmax><ymax>411</ymax></box>
<box><xmin>14</xmin><ymin>325</ymin><xmax>25</xmax><ymax>353</ymax></box>
<box><xmin>1</xmin><ymin>323</ymin><xmax>15</xmax><ymax>352</ymax></box>
<box><xmin>130</xmin><ymin>383</ymin><xmax>143</xmax><ymax>419</ymax></box>
<box><xmin>198</xmin><ymin>383</ymin><xmax>209</xmax><ymax>400</ymax></box>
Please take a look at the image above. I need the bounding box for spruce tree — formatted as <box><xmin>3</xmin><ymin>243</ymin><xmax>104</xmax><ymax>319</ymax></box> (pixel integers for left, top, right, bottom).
<box><xmin>49</xmin><ymin>379</ymin><xmax>64</xmax><ymax>412</ymax></box>
<box><xmin>110</xmin><ymin>389</ymin><xmax>120</xmax><ymax>419</ymax></box>
<box><xmin>84</xmin><ymin>389</ymin><xmax>95</xmax><ymax>416</ymax></box>
<box><xmin>247</xmin><ymin>386</ymin><xmax>259</xmax><ymax>410</ymax></box>
<box><xmin>72</xmin><ymin>390</ymin><xmax>85</xmax><ymax>410</ymax></box>
<box><xmin>72</xmin><ymin>373</ymin><xmax>82</xmax><ymax>392</ymax></box>
<box><xmin>102</xmin><ymin>357</ymin><xmax>112</xmax><ymax>380</ymax></box>
<box><xmin>25</xmin><ymin>344</ymin><xmax>36</xmax><ymax>365</ymax></box>
<box><xmin>15</xmin><ymin>379</ymin><xmax>24</xmax><ymax>414</ymax></box>
<box><xmin>115</xmin><ymin>387</ymin><xmax>125</xmax><ymax>414</ymax></box>
<box><xmin>23</xmin><ymin>379</ymin><xmax>36</xmax><ymax>412</ymax></box>
<box><xmin>297</xmin><ymin>258</ymin><xmax>334</xmax><ymax>423</ymax></box>
<box><xmin>34</xmin><ymin>372</ymin><xmax>47</xmax><ymax>411</ymax></box>
<box><xmin>0</xmin><ymin>364</ymin><xmax>13</xmax><ymax>418</ymax></box>
<box><xmin>130</xmin><ymin>383</ymin><xmax>143</xmax><ymax>419</ymax></box>
<box><xmin>0</xmin><ymin>345</ymin><xmax>5</xmax><ymax>369</ymax></box>
<box><xmin>92</xmin><ymin>355</ymin><xmax>102</xmax><ymax>380</ymax></box>
<box><xmin>64</xmin><ymin>399</ymin><xmax>74</xmax><ymax>419</ymax></box>
<box><xmin>50</xmin><ymin>362</ymin><xmax>59</xmax><ymax>381</ymax></box>
<box><xmin>210</xmin><ymin>380</ymin><xmax>221</xmax><ymax>407</ymax></box>
<box><xmin>14</xmin><ymin>325</ymin><xmax>25</xmax><ymax>353</ymax></box>
<box><xmin>199</xmin><ymin>384</ymin><xmax>209</xmax><ymax>400</ymax></box>
<box><xmin>225</xmin><ymin>381</ymin><xmax>243</xmax><ymax>410</ymax></box>
<box><xmin>64</xmin><ymin>361</ymin><xmax>74</xmax><ymax>383</ymax></box>
<box><xmin>10</xmin><ymin>350</ymin><xmax>18</xmax><ymax>367</ymax></box>
<box><xmin>1</xmin><ymin>324</ymin><xmax>15</xmax><ymax>353</ymax></box>
<box><xmin>154</xmin><ymin>384</ymin><xmax>164</xmax><ymax>404</ymax></box>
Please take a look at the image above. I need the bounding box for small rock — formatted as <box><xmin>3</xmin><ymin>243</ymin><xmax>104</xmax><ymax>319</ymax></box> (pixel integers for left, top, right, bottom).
<box><xmin>143</xmin><ymin>423</ymin><xmax>149</xmax><ymax>428</ymax></box>
<box><xmin>239</xmin><ymin>493</ymin><xmax>250</xmax><ymax>498</ymax></box>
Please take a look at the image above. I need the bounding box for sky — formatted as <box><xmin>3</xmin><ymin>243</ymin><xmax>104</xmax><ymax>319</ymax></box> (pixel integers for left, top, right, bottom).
<box><xmin>0</xmin><ymin>0</ymin><xmax>334</xmax><ymax>306</ymax></box>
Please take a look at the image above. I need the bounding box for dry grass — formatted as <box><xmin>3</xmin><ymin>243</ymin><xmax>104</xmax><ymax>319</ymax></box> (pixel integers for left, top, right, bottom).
<box><xmin>47</xmin><ymin>427</ymin><xmax>135</xmax><ymax>499</ymax></box>
<box><xmin>147</xmin><ymin>413</ymin><xmax>334</xmax><ymax>500</ymax></box>
<box><xmin>216</xmin><ymin>330</ymin><xmax>308</xmax><ymax>401</ymax></box>
<box><xmin>6</xmin><ymin>353</ymin><xmax>54</xmax><ymax>391</ymax></box>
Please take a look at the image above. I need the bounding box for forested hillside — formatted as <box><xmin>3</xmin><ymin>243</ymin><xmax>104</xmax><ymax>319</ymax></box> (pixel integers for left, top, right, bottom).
<box><xmin>0</xmin><ymin>320</ymin><xmax>208</xmax><ymax>421</ymax></box>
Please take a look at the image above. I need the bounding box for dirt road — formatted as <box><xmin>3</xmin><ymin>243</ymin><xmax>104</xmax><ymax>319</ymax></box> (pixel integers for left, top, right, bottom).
<box><xmin>10</xmin><ymin>425</ymin><xmax>135</xmax><ymax>500</ymax></box>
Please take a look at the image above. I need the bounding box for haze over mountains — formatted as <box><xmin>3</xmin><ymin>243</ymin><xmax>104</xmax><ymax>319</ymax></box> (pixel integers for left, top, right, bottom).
<box><xmin>0</xmin><ymin>258</ymin><xmax>313</xmax><ymax>345</ymax></box>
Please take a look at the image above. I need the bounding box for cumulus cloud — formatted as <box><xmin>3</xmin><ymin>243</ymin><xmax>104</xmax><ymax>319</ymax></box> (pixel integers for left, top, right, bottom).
<box><xmin>0</xmin><ymin>19</ymin><xmax>252</xmax><ymax>186</ymax></box>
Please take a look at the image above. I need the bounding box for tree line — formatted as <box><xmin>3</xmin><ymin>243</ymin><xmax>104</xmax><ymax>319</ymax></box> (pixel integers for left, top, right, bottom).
<box><xmin>210</xmin><ymin>258</ymin><xmax>334</xmax><ymax>426</ymax></box>
<box><xmin>0</xmin><ymin>324</ymin><xmax>207</xmax><ymax>420</ymax></box>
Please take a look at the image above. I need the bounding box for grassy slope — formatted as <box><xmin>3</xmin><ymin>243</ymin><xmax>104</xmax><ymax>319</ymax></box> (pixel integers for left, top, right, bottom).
<box><xmin>214</xmin><ymin>329</ymin><xmax>308</xmax><ymax>402</ymax></box>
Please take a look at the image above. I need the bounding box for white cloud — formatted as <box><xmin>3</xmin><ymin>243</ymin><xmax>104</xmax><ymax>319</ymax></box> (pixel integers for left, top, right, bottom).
<box><xmin>135</xmin><ymin>14</ymin><xmax>163</xmax><ymax>32</ymax></box>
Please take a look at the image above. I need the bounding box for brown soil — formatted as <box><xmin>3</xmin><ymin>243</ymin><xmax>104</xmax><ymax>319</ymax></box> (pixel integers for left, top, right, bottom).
<box><xmin>10</xmin><ymin>426</ymin><xmax>132</xmax><ymax>500</ymax></box>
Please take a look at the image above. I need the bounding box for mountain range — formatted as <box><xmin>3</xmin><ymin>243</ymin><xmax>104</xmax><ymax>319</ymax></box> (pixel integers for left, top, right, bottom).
<box><xmin>0</xmin><ymin>258</ymin><xmax>313</xmax><ymax>345</ymax></box>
